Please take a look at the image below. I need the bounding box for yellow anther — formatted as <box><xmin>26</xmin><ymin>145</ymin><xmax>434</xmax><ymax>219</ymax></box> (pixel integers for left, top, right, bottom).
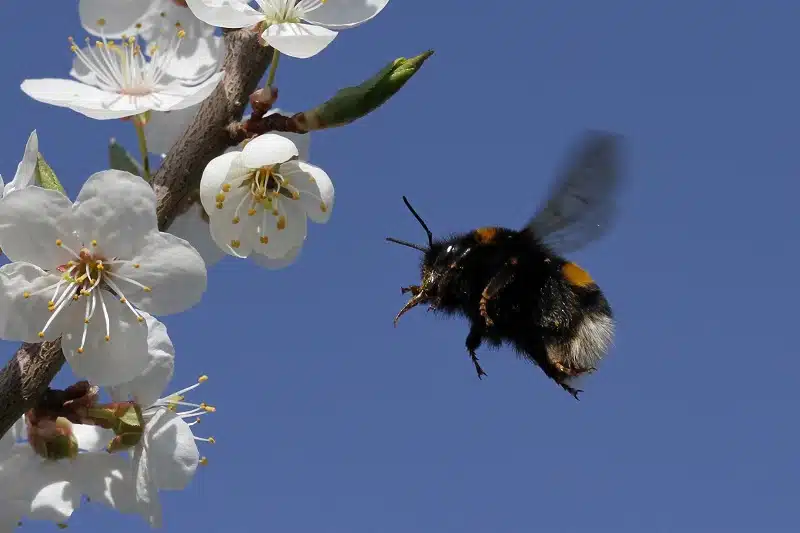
<box><xmin>272</xmin><ymin>209</ymin><xmax>279</xmax><ymax>216</ymax></box>
<box><xmin>72</xmin><ymin>294</ymin><xmax>80</xmax><ymax>301</ymax></box>
<box><xmin>96</xmin><ymin>264</ymin><xmax>104</xmax><ymax>271</ymax></box>
<box><xmin>119</xmin><ymin>297</ymin><xmax>127</xmax><ymax>303</ymax></box>
<box><xmin>215</xmin><ymin>193</ymin><xmax>225</xmax><ymax>203</ymax></box>
<box><xmin>133</xmin><ymin>263</ymin><xmax>140</xmax><ymax>269</ymax></box>
<box><xmin>37</xmin><ymin>332</ymin><xmax>44</xmax><ymax>338</ymax></box>
<box><xmin>215</xmin><ymin>202</ymin><xmax>224</xmax><ymax>210</ymax></box>
<box><xmin>77</xmin><ymin>347</ymin><xmax>84</xmax><ymax>354</ymax></box>
<box><xmin>84</xmin><ymin>319</ymin><xmax>89</xmax><ymax>324</ymax></box>
<box><xmin>177</xmin><ymin>29</ymin><xmax>186</xmax><ymax>38</ymax></box>
<box><xmin>135</xmin><ymin>22</ymin><xmax>143</xmax><ymax>29</ymax></box>
<box><xmin>57</xmin><ymin>524</ymin><xmax>68</xmax><ymax>530</ymax></box>
<box><xmin>259</xmin><ymin>236</ymin><xmax>269</xmax><ymax>244</ymax></box>
<box><xmin>320</xmin><ymin>203</ymin><xmax>328</xmax><ymax>213</ymax></box>
<box><xmin>55</xmin><ymin>239</ymin><xmax>62</xmax><ymax>246</ymax></box>
<box><xmin>137</xmin><ymin>316</ymin><xmax>144</xmax><ymax>323</ymax></box>
<box><xmin>198</xmin><ymin>375</ymin><xmax>209</xmax><ymax>382</ymax></box>
<box><xmin>230</xmin><ymin>240</ymin><xmax>240</xmax><ymax>249</ymax></box>
<box><xmin>96</xmin><ymin>18</ymin><xmax>106</xmax><ymax>26</ymax></box>
<box><xmin>232</xmin><ymin>216</ymin><xmax>240</xmax><ymax>224</ymax></box>
<box><xmin>81</xmin><ymin>290</ymin><xmax>90</xmax><ymax>296</ymax></box>
<box><xmin>199</xmin><ymin>457</ymin><xmax>208</xmax><ymax>466</ymax></box>
<box><xmin>248</xmin><ymin>208</ymin><xmax>257</xmax><ymax>216</ymax></box>
<box><xmin>291</xmin><ymin>190</ymin><xmax>300</xmax><ymax>200</ymax></box>
<box><xmin>66</xmin><ymin>261</ymin><xmax>74</xmax><ymax>267</ymax></box>
<box><xmin>208</xmin><ymin>437</ymin><xmax>216</xmax><ymax>444</ymax></box>
<box><xmin>104</xmin><ymin>335</ymin><xmax>110</xmax><ymax>342</ymax></box>
<box><xmin>277</xmin><ymin>216</ymin><xmax>287</xmax><ymax>230</ymax></box>
<box><xmin>222</xmin><ymin>184</ymin><xmax>231</xmax><ymax>192</ymax></box>
<box><xmin>143</xmin><ymin>286</ymin><xmax>152</xmax><ymax>293</ymax></box>
<box><xmin>70</xmin><ymin>45</ymin><xmax>78</xmax><ymax>52</ymax></box>
<box><xmin>91</xmin><ymin>240</ymin><xmax>97</xmax><ymax>246</ymax></box>
<box><xmin>23</xmin><ymin>291</ymin><xmax>30</xmax><ymax>299</ymax></box>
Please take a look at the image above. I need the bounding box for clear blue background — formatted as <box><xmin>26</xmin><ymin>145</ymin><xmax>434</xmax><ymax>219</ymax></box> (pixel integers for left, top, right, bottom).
<box><xmin>1</xmin><ymin>1</ymin><xmax>799</xmax><ymax>531</ymax></box>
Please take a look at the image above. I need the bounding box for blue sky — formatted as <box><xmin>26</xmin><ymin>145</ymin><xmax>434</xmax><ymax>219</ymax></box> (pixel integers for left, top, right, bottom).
<box><xmin>1</xmin><ymin>1</ymin><xmax>799</xmax><ymax>532</ymax></box>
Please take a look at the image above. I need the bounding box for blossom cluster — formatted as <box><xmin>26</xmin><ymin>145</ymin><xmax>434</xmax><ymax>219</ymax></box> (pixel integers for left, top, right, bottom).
<box><xmin>2</xmin><ymin>0</ymin><xmax>403</xmax><ymax>529</ymax></box>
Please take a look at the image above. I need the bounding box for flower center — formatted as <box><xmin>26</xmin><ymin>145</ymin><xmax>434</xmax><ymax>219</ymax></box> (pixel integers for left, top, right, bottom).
<box><xmin>69</xmin><ymin>21</ymin><xmax>186</xmax><ymax>97</ymax></box>
<box><xmin>22</xmin><ymin>238</ymin><xmax>152</xmax><ymax>354</ymax></box>
<box><xmin>261</xmin><ymin>0</ymin><xmax>327</xmax><ymax>23</ymax></box>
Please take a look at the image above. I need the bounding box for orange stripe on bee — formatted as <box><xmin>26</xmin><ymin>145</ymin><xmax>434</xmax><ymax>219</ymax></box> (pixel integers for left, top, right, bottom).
<box><xmin>474</xmin><ymin>227</ymin><xmax>500</xmax><ymax>243</ymax></box>
<box><xmin>562</xmin><ymin>262</ymin><xmax>595</xmax><ymax>287</ymax></box>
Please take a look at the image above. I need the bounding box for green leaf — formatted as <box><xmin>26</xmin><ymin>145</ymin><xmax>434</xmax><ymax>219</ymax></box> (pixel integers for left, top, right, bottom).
<box><xmin>35</xmin><ymin>153</ymin><xmax>65</xmax><ymax>194</ymax></box>
<box><xmin>109</xmin><ymin>138</ymin><xmax>143</xmax><ymax>177</ymax></box>
<box><xmin>303</xmin><ymin>50</ymin><xmax>434</xmax><ymax>131</ymax></box>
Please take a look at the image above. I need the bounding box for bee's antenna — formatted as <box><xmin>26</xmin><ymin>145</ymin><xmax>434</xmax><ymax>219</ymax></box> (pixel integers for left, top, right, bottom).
<box><xmin>385</xmin><ymin>237</ymin><xmax>427</xmax><ymax>252</ymax></box>
<box><xmin>401</xmin><ymin>196</ymin><xmax>433</xmax><ymax>247</ymax></box>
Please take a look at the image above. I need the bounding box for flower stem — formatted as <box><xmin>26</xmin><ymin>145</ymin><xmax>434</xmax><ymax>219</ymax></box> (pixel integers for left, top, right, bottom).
<box><xmin>266</xmin><ymin>50</ymin><xmax>281</xmax><ymax>87</ymax></box>
<box><xmin>133</xmin><ymin>114</ymin><xmax>152</xmax><ymax>182</ymax></box>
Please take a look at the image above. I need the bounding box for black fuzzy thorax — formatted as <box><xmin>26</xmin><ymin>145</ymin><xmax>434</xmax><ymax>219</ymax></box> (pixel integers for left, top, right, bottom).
<box><xmin>420</xmin><ymin>228</ymin><xmax>612</xmax><ymax>373</ymax></box>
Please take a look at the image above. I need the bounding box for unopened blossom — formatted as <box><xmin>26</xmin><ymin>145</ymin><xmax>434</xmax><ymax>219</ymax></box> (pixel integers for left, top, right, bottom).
<box><xmin>0</xmin><ymin>416</ymin><xmax>133</xmax><ymax>527</ymax></box>
<box><xmin>0</xmin><ymin>130</ymin><xmax>40</xmax><ymax>198</ymax></box>
<box><xmin>0</xmin><ymin>170</ymin><xmax>207</xmax><ymax>386</ymax></box>
<box><xmin>199</xmin><ymin>133</ymin><xmax>333</xmax><ymax>265</ymax></box>
<box><xmin>111</xmin><ymin>369</ymin><xmax>214</xmax><ymax>527</ymax></box>
<box><xmin>20</xmin><ymin>26</ymin><xmax>223</xmax><ymax>120</ymax></box>
<box><xmin>186</xmin><ymin>0</ymin><xmax>391</xmax><ymax>58</ymax></box>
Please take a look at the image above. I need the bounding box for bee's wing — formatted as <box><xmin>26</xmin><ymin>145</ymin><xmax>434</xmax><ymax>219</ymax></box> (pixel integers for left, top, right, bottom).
<box><xmin>522</xmin><ymin>131</ymin><xmax>624</xmax><ymax>254</ymax></box>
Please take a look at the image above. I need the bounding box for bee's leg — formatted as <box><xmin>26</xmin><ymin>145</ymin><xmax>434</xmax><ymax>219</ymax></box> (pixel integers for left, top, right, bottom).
<box><xmin>479</xmin><ymin>257</ymin><xmax>519</xmax><ymax>327</ymax></box>
<box><xmin>465</xmin><ymin>326</ymin><xmax>488</xmax><ymax>379</ymax></box>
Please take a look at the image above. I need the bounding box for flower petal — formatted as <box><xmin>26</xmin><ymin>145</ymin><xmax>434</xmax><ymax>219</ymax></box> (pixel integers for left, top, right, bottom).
<box><xmin>71</xmin><ymin>170</ymin><xmax>158</xmax><ymax>259</ymax></box>
<box><xmin>199</xmin><ymin>150</ymin><xmax>242</xmax><ymax>215</ymax></box>
<box><xmin>145</xmin><ymin>105</ymin><xmax>199</xmax><ymax>156</ymax></box>
<box><xmin>143</xmin><ymin>409</ymin><xmax>199</xmax><ymax>491</ymax></box>
<box><xmin>157</xmin><ymin>71</ymin><xmax>224</xmax><ymax>112</ymax></box>
<box><xmin>133</xmin><ymin>440</ymin><xmax>162</xmax><ymax>528</ymax></box>
<box><xmin>0</xmin><ymin>187</ymin><xmax>77</xmax><ymax>269</ymax></box>
<box><xmin>257</xmin><ymin>200</ymin><xmax>307</xmax><ymax>259</ymax></box>
<box><xmin>167</xmin><ymin>202</ymin><xmax>226</xmax><ymax>267</ymax></box>
<box><xmin>20</xmin><ymin>79</ymin><xmax>143</xmax><ymax>120</ymax></box>
<box><xmin>62</xmin><ymin>295</ymin><xmax>150</xmax><ymax>387</ymax></box>
<box><xmin>207</xmin><ymin>198</ymin><xmax>258</xmax><ymax>258</ymax></box>
<box><xmin>71</xmin><ymin>425</ymin><xmax>115</xmax><ymax>453</ymax></box>
<box><xmin>79</xmin><ymin>0</ymin><xmax>153</xmax><ymax>38</ymax></box>
<box><xmin>252</xmin><ymin>244</ymin><xmax>302</xmax><ymax>269</ymax></box>
<box><xmin>281</xmin><ymin>160</ymin><xmax>334</xmax><ymax>223</ymax></box>
<box><xmin>301</xmin><ymin>0</ymin><xmax>390</xmax><ymax>29</ymax></box>
<box><xmin>70</xmin><ymin>452</ymin><xmax>136</xmax><ymax>513</ymax></box>
<box><xmin>241</xmin><ymin>133</ymin><xmax>299</xmax><ymax>168</ymax></box>
<box><xmin>28</xmin><ymin>479</ymin><xmax>81</xmax><ymax>523</ymax></box>
<box><xmin>185</xmin><ymin>0</ymin><xmax>264</xmax><ymax>28</ymax></box>
<box><xmin>153</xmin><ymin>34</ymin><xmax>223</xmax><ymax>83</ymax></box>
<box><xmin>0</xmin><ymin>264</ymin><xmax>76</xmax><ymax>343</ymax></box>
<box><xmin>4</xmin><ymin>130</ymin><xmax>40</xmax><ymax>196</ymax></box>
<box><xmin>113</xmin><ymin>231</ymin><xmax>208</xmax><ymax>316</ymax></box>
<box><xmin>109</xmin><ymin>313</ymin><xmax>175</xmax><ymax>407</ymax></box>
<box><xmin>262</xmin><ymin>22</ymin><xmax>338</xmax><ymax>59</ymax></box>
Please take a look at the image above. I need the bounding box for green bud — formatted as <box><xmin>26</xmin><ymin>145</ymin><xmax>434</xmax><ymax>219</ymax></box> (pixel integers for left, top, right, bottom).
<box><xmin>35</xmin><ymin>153</ymin><xmax>66</xmax><ymax>195</ymax></box>
<box><xmin>109</xmin><ymin>139</ymin><xmax>143</xmax><ymax>178</ymax></box>
<box><xmin>301</xmin><ymin>50</ymin><xmax>434</xmax><ymax>131</ymax></box>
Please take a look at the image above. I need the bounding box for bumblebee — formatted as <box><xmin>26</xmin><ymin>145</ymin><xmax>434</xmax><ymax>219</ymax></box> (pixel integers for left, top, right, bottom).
<box><xmin>386</xmin><ymin>131</ymin><xmax>624</xmax><ymax>399</ymax></box>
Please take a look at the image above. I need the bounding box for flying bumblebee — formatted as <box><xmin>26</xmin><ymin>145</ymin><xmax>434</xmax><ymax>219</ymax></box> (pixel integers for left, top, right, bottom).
<box><xmin>386</xmin><ymin>131</ymin><xmax>624</xmax><ymax>399</ymax></box>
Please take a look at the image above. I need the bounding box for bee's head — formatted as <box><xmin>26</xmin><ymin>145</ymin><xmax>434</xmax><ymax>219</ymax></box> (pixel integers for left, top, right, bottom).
<box><xmin>386</xmin><ymin>197</ymin><xmax>442</xmax><ymax>325</ymax></box>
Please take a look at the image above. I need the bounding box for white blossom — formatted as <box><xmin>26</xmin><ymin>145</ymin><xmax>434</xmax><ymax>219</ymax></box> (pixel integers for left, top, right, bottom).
<box><xmin>186</xmin><ymin>0</ymin><xmax>391</xmax><ymax>58</ymax></box>
<box><xmin>0</xmin><ymin>170</ymin><xmax>207</xmax><ymax>386</ymax></box>
<box><xmin>20</xmin><ymin>27</ymin><xmax>223</xmax><ymax>120</ymax></box>
<box><xmin>111</xmin><ymin>371</ymin><xmax>214</xmax><ymax>528</ymax></box>
<box><xmin>199</xmin><ymin>133</ymin><xmax>333</xmax><ymax>265</ymax></box>
<box><xmin>0</xmin><ymin>417</ymin><xmax>132</xmax><ymax>528</ymax></box>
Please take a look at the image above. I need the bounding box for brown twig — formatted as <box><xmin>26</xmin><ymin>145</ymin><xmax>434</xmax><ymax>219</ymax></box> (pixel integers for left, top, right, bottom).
<box><xmin>0</xmin><ymin>29</ymin><xmax>274</xmax><ymax>439</ymax></box>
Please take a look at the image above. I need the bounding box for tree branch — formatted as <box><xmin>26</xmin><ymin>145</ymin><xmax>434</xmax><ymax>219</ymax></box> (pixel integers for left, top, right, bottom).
<box><xmin>0</xmin><ymin>29</ymin><xmax>273</xmax><ymax>438</ymax></box>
